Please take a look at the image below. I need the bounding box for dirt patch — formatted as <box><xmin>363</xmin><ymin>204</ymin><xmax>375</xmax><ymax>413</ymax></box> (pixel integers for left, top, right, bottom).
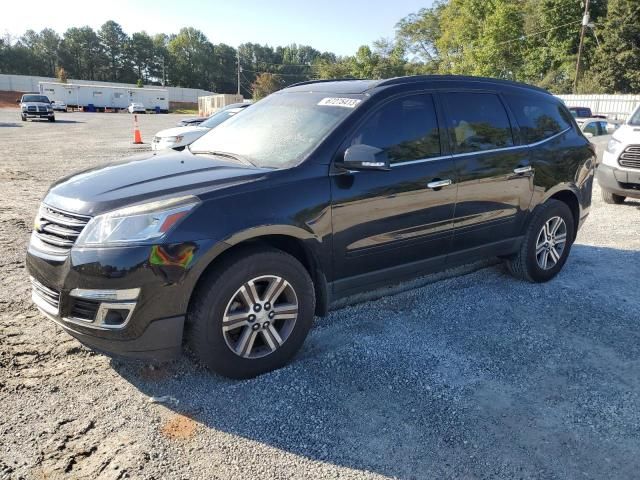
<box><xmin>160</xmin><ymin>414</ymin><xmax>198</xmax><ymax>440</ymax></box>
<box><xmin>0</xmin><ymin>91</ymin><xmax>23</xmax><ymax>109</ymax></box>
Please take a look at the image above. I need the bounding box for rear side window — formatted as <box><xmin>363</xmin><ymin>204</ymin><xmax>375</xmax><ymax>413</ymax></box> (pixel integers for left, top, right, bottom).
<box><xmin>506</xmin><ymin>93</ymin><xmax>573</xmax><ymax>143</ymax></box>
<box><xmin>350</xmin><ymin>93</ymin><xmax>441</xmax><ymax>164</ymax></box>
<box><xmin>441</xmin><ymin>92</ymin><xmax>514</xmax><ymax>153</ymax></box>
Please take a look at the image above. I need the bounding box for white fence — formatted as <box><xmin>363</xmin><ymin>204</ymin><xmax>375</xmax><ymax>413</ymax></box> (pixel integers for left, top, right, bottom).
<box><xmin>0</xmin><ymin>73</ymin><xmax>214</xmax><ymax>103</ymax></box>
<box><xmin>556</xmin><ymin>94</ymin><xmax>640</xmax><ymax>122</ymax></box>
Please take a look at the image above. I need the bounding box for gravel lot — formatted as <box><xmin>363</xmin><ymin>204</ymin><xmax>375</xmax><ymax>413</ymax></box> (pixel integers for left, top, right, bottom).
<box><xmin>1</xmin><ymin>109</ymin><xmax>639</xmax><ymax>480</ymax></box>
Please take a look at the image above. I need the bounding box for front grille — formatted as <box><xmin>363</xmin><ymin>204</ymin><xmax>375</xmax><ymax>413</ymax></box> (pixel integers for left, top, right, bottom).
<box><xmin>33</xmin><ymin>205</ymin><xmax>91</xmax><ymax>256</ymax></box>
<box><xmin>27</xmin><ymin>106</ymin><xmax>36</xmax><ymax>112</ymax></box>
<box><xmin>619</xmin><ymin>145</ymin><xmax>640</xmax><ymax>169</ymax></box>
<box><xmin>70</xmin><ymin>298</ymin><xmax>100</xmax><ymax>321</ymax></box>
<box><xmin>31</xmin><ymin>277</ymin><xmax>60</xmax><ymax>315</ymax></box>
<box><xmin>38</xmin><ymin>106</ymin><xmax>48</xmax><ymax>112</ymax></box>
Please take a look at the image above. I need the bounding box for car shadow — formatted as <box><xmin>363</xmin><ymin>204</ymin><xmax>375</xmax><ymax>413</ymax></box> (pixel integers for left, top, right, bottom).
<box><xmin>0</xmin><ymin>122</ymin><xmax>22</xmax><ymax>127</ymax></box>
<box><xmin>111</xmin><ymin>244</ymin><xmax>640</xmax><ymax>479</ymax></box>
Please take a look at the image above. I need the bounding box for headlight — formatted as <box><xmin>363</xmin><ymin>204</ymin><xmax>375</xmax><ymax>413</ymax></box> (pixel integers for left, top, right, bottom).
<box><xmin>76</xmin><ymin>195</ymin><xmax>200</xmax><ymax>246</ymax></box>
<box><xmin>606</xmin><ymin>137</ymin><xmax>621</xmax><ymax>154</ymax></box>
<box><xmin>162</xmin><ymin>135</ymin><xmax>184</xmax><ymax>144</ymax></box>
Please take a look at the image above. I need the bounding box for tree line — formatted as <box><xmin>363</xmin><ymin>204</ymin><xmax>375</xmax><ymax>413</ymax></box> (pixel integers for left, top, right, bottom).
<box><xmin>0</xmin><ymin>0</ymin><xmax>638</xmax><ymax>99</ymax></box>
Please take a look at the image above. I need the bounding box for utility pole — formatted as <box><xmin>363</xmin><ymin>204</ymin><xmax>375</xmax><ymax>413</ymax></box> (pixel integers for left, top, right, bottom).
<box><xmin>161</xmin><ymin>57</ymin><xmax>166</xmax><ymax>87</ymax></box>
<box><xmin>573</xmin><ymin>0</ymin><xmax>590</xmax><ymax>93</ymax></box>
<box><xmin>237</xmin><ymin>49</ymin><xmax>241</xmax><ymax>97</ymax></box>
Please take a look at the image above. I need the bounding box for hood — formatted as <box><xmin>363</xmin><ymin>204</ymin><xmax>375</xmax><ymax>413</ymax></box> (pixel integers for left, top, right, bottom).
<box><xmin>612</xmin><ymin>124</ymin><xmax>640</xmax><ymax>144</ymax></box>
<box><xmin>156</xmin><ymin>126</ymin><xmax>209</xmax><ymax>138</ymax></box>
<box><xmin>44</xmin><ymin>150</ymin><xmax>269</xmax><ymax>216</ymax></box>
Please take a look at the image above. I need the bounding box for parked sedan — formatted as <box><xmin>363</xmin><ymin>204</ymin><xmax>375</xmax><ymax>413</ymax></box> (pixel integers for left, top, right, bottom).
<box><xmin>51</xmin><ymin>100</ymin><xmax>67</xmax><ymax>112</ymax></box>
<box><xmin>128</xmin><ymin>102</ymin><xmax>145</xmax><ymax>114</ymax></box>
<box><xmin>152</xmin><ymin>103</ymin><xmax>249</xmax><ymax>151</ymax></box>
<box><xmin>577</xmin><ymin>118</ymin><xmax>609</xmax><ymax>138</ymax></box>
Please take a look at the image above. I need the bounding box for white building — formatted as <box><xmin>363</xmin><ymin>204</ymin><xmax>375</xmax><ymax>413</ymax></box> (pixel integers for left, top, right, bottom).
<box><xmin>39</xmin><ymin>82</ymin><xmax>169</xmax><ymax>112</ymax></box>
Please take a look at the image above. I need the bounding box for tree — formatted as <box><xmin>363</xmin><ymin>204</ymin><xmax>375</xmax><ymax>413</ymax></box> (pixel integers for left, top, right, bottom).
<box><xmin>58</xmin><ymin>26</ymin><xmax>105</xmax><ymax>80</ymax></box>
<box><xmin>251</xmin><ymin>73</ymin><xmax>280</xmax><ymax>100</ymax></box>
<box><xmin>587</xmin><ymin>0</ymin><xmax>640</xmax><ymax>93</ymax></box>
<box><xmin>99</xmin><ymin>20</ymin><xmax>129</xmax><ymax>81</ymax></box>
<box><xmin>396</xmin><ymin>3</ymin><xmax>444</xmax><ymax>65</ymax></box>
<box><xmin>129</xmin><ymin>32</ymin><xmax>155</xmax><ymax>82</ymax></box>
<box><xmin>168</xmin><ymin>27</ymin><xmax>216</xmax><ymax>90</ymax></box>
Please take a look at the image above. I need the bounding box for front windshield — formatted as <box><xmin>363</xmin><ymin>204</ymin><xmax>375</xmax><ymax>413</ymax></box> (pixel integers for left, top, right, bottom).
<box><xmin>628</xmin><ymin>106</ymin><xmax>640</xmax><ymax>126</ymax></box>
<box><xmin>190</xmin><ymin>92</ymin><xmax>364</xmax><ymax>168</ymax></box>
<box><xmin>23</xmin><ymin>95</ymin><xmax>50</xmax><ymax>103</ymax></box>
<box><xmin>200</xmin><ymin>108</ymin><xmax>244</xmax><ymax>129</ymax></box>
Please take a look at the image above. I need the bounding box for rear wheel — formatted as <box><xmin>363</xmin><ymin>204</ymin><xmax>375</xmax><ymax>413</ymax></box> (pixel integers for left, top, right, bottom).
<box><xmin>601</xmin><ymin>189</ymin><xmax>625</xmax><ymax>204</ymax></box>
<box><xmin>188</xmin><ymin>247</ymin><xmax>315</xmax><ymax>378</ymax></box>
<box><xmin>505</xmin><ymin>200</ymin><xmax>575</xmax><ymax>283</ymax></box>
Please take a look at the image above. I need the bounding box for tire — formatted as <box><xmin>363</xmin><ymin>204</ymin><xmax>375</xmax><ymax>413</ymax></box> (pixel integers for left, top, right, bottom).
<box><xmin>601</xmin><ymin>189</ymin><xmax>625</xmax><ymax>204</ymax></box>
<box><xmin>48</xmin><ymin>117</ymin><xmax>55</xmax><ymax>122</ymax></box>
<box><xmin>505</xmin><ymin>199</ymin><xmax>575</xmax><ymax>283</ymax></box>
<box><xmin>21</xmin><ymin>115</ymin><xmax>26</xmax><ymax>122</ymax></box>
<box><xmin>188</xmin><ymin>246</ymin><xmax>315</xmax><ymax>378</ymax></box>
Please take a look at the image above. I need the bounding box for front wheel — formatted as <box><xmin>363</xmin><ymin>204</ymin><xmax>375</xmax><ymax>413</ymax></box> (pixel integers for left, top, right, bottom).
<box><xmin>505</xmin><ymin>199</ymin><xmax>575</xmax><ymax>282</ymax></box>
<box><xmin>48</xmin><ymin>116</ymin><xmax>55</xmax><ymax>122</ymax></box>
<box><xmin>601</xmin><ymin>189</ymin><xmax>625</xmax><ymax>204</ymax></box>
<box><xmin>188</xmin><ymin>247</ymin><xmax>315</xmax><ymax>378</ymax></box>
<box><xmin>21</xmin><ymin>115</ymin><xmax>26</xmax><ymax>122</ymax></box>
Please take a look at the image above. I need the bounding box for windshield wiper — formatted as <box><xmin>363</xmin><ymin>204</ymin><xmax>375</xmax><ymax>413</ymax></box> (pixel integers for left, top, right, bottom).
<box><xmin>189</xmin><ymin>147</ymin><xmax>256</xmax><ymax>167</ymax></box>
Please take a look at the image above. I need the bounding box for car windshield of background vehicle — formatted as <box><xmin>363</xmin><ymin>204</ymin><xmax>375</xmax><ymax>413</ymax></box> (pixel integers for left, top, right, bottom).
<box><xmin>200</xmin><ymin>109</ymin><xmax>242</xmax><ymax>129</ymax></box>
<box><xmin>190</xmin><ymin>92</ymin><xmax>364</xmax><ymax>168</ymax></box>
<box><xmin>23</xmin><ymin>95</ymin><xmax>50</xmax><ymax>103</ymax></box>
<box><xmin>628</xmin><ymin>107</ymin><xmax>640</xmax><ymax>126</ymax></box>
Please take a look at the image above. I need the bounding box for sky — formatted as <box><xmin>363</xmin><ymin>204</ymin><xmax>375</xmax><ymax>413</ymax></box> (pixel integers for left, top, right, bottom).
<box><xmin>1</xmin><ymin>0</ymin><xmax>434</xmax><ymax>56</ymax></box>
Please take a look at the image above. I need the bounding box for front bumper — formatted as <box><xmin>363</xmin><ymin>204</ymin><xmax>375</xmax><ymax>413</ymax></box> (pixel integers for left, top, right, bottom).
<box><xmin>22</xmin><ymin>111</ymin><xmax>54</xmax><ymax>118</ymax></box>
<box><xmin>596</xmin><ymin>162</ymin><xmax>640</xmax><ymax>199</ymax></box>
<box><xmin>26</xmin><ymin>239</ymin><xmax>218</xmax><ymax>361</ymax></box>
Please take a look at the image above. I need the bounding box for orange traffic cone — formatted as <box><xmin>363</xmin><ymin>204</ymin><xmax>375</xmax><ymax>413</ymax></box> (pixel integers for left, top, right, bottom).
<box><xmin>133</xmin><ymin>114</ymin><xmax>143</xmax><ymax>144</ymax></box>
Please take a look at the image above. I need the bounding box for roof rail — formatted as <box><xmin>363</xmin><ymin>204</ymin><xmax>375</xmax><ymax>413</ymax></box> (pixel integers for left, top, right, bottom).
<box><xmin>376</xmin><ymin>75</ymin><xmax>549</xmax><ymax>94</ymax></box>
<box><xmin>285</xmin><ymin>77</ymin><xmax>363</xmax><ymax>89</ymax></box>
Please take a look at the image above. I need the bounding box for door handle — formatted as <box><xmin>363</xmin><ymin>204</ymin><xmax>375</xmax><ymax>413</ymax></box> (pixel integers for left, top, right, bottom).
<box><xmin>513</xmin><ymin>165</ymin><xmax>533</xmax><ymax>174</ymax></box>
<box><xmin>427</xmin><ymin>179</ymin><xmax>452</xmax><ymax>189</ymax></box>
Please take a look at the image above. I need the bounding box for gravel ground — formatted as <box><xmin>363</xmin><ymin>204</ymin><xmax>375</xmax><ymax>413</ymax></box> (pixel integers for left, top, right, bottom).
<box><xmin>1</xmin><ymin>109</ymin><xmax>639</xmax><ymax>480</ymax></box>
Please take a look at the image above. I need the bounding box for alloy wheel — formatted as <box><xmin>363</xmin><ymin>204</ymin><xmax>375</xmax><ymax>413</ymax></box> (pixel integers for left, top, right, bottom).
<box><xmin>535</xmin><ymin>216</ymin><xmax>568</xmax><ymax>270</ymax></box>
<box><xmin>222</xmin><ymin>275</ymin><xmax>299</xmax><ymax>359</ymax></box>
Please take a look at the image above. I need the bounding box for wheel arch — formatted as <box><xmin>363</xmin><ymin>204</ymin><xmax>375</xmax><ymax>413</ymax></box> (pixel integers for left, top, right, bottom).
<box><xmin>540</xmin><ymin>186</ymin><xmax>581</xmax><ymax>239</ymax></box>
<box><xmin>186</xmin><ymin>229</ymin><xmax>330</xmax><ymax>323</ymax></box>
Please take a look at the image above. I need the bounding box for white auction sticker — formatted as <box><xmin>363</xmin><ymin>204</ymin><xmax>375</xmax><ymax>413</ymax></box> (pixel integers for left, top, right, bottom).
<box><xmin>317</xmin><ymin>97</ymin><xmax>362</xmax><ymax>108</ymax></box>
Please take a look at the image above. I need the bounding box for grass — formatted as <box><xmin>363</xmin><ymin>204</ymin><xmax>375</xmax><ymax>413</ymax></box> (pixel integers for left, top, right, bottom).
<box><xmin>170</xmin><ymin>108</ymin><xmax>199</xmax><ymax>115</ymax></box>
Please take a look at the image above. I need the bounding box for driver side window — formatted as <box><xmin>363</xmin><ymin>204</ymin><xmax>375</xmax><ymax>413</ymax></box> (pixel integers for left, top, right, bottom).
<box><xmin>350</xmin><ymin>93</ymin><xmax>441</xmax><ymax>165</ymax></box>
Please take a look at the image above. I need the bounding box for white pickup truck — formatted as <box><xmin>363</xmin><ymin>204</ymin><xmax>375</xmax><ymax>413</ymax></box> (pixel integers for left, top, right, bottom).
<box><xmin>18</xmin><ymin>93</ymin><xmax>55</xmax><ymax>122</ymax></box>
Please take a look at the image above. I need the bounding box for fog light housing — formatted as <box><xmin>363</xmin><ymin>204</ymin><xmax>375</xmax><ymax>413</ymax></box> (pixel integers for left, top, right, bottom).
<box><xmin>67</xmin><ymin>288</ymin><xmax>139</xmax><ymax>329</ymax></box>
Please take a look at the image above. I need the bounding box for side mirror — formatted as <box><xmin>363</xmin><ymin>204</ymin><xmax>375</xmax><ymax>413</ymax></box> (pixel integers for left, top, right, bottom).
<box><xmin>341</xmin><ymin>144</ymin><xmax>390</xmax><ymax>171</ymax></box>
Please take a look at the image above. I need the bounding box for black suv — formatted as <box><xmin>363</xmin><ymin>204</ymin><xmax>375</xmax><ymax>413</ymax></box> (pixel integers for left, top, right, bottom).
<box><xmin>27</xmin><ymin>76</ymin><xmax>595</xmax><ymax>378</ymax></box>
